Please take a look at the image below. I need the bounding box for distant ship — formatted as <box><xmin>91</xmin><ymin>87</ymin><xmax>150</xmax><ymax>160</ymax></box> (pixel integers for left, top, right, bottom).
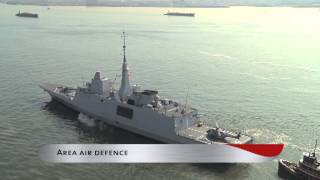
<box><xmin>164</xmin><ymin>11</ymin><xmax>195</xmax><ymax>17</ymax></box>
<box><xmin>278</xmin><ymin>140</ymin><xmax>320</xmax><ymax>180</ymax></box>
<box><xmin>16</xmin><ymin>11</ymin><xmax>38</xmax><ymax>18</ymax></box>
<box><xmin>40</xmin><ymin>32</ymin><xmax>252</xmax><ymax>144</ymax></box>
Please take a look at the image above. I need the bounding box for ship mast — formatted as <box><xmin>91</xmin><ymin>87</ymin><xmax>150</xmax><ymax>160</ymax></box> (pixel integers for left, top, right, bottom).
<box><xmin>118</xmin><ymin>32</ymin><xmax>131</xmax><ymax>101</ymax></box>
<box><xmin>313</xmin><ymin>139</ymin><xmax>318</xmax><ymax>156</ymax></box>
<box><xmin>123</xmin><ymin>31</ymin><xmax>127</xmax><ymax>63</ymax></box>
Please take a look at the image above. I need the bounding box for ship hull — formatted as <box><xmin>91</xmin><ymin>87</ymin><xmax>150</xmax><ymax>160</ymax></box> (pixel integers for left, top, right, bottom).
<box><xmin>41</xmin><ymin>83</ymin><xmax>194</xmax><ymax>144</ymax></box>
<box><xmin>40</xmin><ymin>83</ymin><xmax>252</xmax><ymax>145</ymax></box>
<box><xmin>16</xmin><ymin>13</ymin><xmax>38</xmax><ymax>18</ymax></box>
<box><xmin>164</xmin><ymin>13</ymin><xmax>195</xmax><ymax>17</ymax></box>
<box><xmin>278</xmin><ymin>159</ymin><xmax>301</xmax><ymax>180</ymax></box>
<box><xmin>51</xmin><ymin>94</ymin><xmax>179</xmax><ymax>144</ymax></box>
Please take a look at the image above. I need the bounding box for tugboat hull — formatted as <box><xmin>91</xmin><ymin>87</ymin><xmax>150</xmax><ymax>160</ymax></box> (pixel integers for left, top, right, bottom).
<box><xmin>278</xmin><ymin>159</ymin><xmax>320</xmax><ymax>180</ymax></box>
<box><xmin>278</xmin><ymin>159</ymin><xmax>301</xmax><ymax>180</ymax></box>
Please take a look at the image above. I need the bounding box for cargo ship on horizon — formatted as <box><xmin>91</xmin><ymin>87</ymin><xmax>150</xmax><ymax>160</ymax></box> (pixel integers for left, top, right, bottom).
<box><xmin>164</xmin><ymin>11</ymin><xmax>195</xmax><ymax>17</ymax></box>
<box><xmin>16</xmin><ymin>11</ymin><xmax>38</xmax><ymax>18</ymax></box>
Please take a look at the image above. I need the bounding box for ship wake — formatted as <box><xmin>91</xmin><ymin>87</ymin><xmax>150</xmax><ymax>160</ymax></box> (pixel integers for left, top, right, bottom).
<box><xmin>78</xmin><ymin>113</ymin><xmax>96</xmax><ymax>127</ymax></box>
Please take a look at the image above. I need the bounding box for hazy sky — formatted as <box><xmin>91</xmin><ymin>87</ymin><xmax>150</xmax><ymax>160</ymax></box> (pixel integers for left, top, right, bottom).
<box><xmin>3</xmin><ymin>0</ymin><xmax>320</xmax><ymax>6</ymax></box>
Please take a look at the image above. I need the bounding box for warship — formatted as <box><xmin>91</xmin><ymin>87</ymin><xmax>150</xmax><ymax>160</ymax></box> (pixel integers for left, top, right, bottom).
<box><xmin>278</xmin><ymin>140</ymin><xmax>320</xmax><ymax>180</ymax></box>
<box><xmin>40</xmin><ymin>32</ymin><xmax>252</xmax><ymax>144</ymax></box>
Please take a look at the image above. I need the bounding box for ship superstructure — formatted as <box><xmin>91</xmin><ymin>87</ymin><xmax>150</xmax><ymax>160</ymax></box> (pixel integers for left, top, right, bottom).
<box><xmin>40</xmin><ymin>32</ymin><xmax>252</xmax><ymax>144</ymax></box>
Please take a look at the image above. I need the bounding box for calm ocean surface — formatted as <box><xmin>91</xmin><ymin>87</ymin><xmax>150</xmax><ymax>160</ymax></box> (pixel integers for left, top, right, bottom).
<box><xmin>0</xmin><ymin>3</ymin><xmax>320</xmax><ymax>180</ymax></box>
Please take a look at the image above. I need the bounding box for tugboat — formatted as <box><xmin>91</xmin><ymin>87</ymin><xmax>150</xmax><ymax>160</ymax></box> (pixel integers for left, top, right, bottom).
<box><xmin>278</xmin><ymin>140</ymin><xmax>320</xmax><ymax>180</ymax></box>
<box><xmin>16</xmin><ymin>11</ymin><xmax>38</xmax><ymax>18</ymax></box>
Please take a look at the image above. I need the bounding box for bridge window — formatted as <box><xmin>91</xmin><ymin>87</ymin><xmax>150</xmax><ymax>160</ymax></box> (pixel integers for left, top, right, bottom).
<box><xmin>127</xmin><ymin>99</ymin><xmax>135</xmax><ymax>105</ymax></box>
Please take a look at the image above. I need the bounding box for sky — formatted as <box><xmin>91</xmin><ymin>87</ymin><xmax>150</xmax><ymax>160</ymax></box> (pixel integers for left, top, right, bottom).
<box><xmin>2</xmin><ymin>0</ymin><xmax>320</xmax><ymax>7</ymax></box>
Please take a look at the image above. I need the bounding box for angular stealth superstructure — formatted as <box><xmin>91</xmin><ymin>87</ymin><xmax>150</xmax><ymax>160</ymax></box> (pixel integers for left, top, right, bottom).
<box><xmin>40</xmin><ymin>33</ymin><xmax>253</xmax><ymax>144</ymax></box>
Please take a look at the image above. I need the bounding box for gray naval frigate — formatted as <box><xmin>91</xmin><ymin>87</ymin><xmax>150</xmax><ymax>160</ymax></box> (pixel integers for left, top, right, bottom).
<box><xmin>40</xmin><ymin>32</ymin><xmax>253</xmax><ymax>144</ymax></box>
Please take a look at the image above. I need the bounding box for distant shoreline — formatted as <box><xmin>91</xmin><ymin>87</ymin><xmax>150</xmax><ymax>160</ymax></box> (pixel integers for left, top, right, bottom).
<box><xmin>0</xmin><ymin>1</ymin><xmax>229</xmax><ymax>8</ymax></box>
<box><xmin>1</xmin><ymin>2</ymin><xmax>320</xmax><ymax>8</ymax></box>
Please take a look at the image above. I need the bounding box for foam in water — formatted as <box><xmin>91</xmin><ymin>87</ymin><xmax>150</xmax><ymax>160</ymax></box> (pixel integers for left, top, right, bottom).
<box><xmin>78</xmin><ymin>113</ymin><xmax>96</xmax><ymax>127</ymax></box>
<box><xmin>245</xmin><ymin>128</ymin><xmax>290</xmax><ymax>144</ymax></box>
<box><xmin>197</xmin><ymin>50</ymin><xmax>234</xmax><ymax>60</ymax></box>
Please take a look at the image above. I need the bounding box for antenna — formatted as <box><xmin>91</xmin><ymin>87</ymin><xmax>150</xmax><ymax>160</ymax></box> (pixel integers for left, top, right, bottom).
<box><xmin>81</xmin><ymin>76</ymin><xmax>85</xmax><ymax>87</ymax></box>
<box><xmin>118</xmin><ymin>31</ymin><xmax>131</xmax><ymax>101</ymax></box>
<box><xmin>184</xmin><ymin>86</ymin><xmax>190</xmax><ymax>111</ymax></box>
<box><xmin>111</xmin><ymin>74</ymin><xmax>120</xmax><ymax>91</ymax></box>
<box><xmin>314</xmin><ymin>138</ymin><xmax>318</xmax><ymax>156</ymax></box>
<box><xmin>121</xmin><ymin>31</ymin><xmax>127</xmax><ymax>63</ymax></box>
<box><xmin>216</xmin><ymin>122</ymin><xmax>221</xmax><ymax>136</ymax></box>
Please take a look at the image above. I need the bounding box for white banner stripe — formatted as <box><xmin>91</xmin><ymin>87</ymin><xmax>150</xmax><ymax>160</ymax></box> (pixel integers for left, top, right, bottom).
<box><xmin>39</xmin><ymin>144</ymin><xmax>277</xmax><ymax>163</ymax></box>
